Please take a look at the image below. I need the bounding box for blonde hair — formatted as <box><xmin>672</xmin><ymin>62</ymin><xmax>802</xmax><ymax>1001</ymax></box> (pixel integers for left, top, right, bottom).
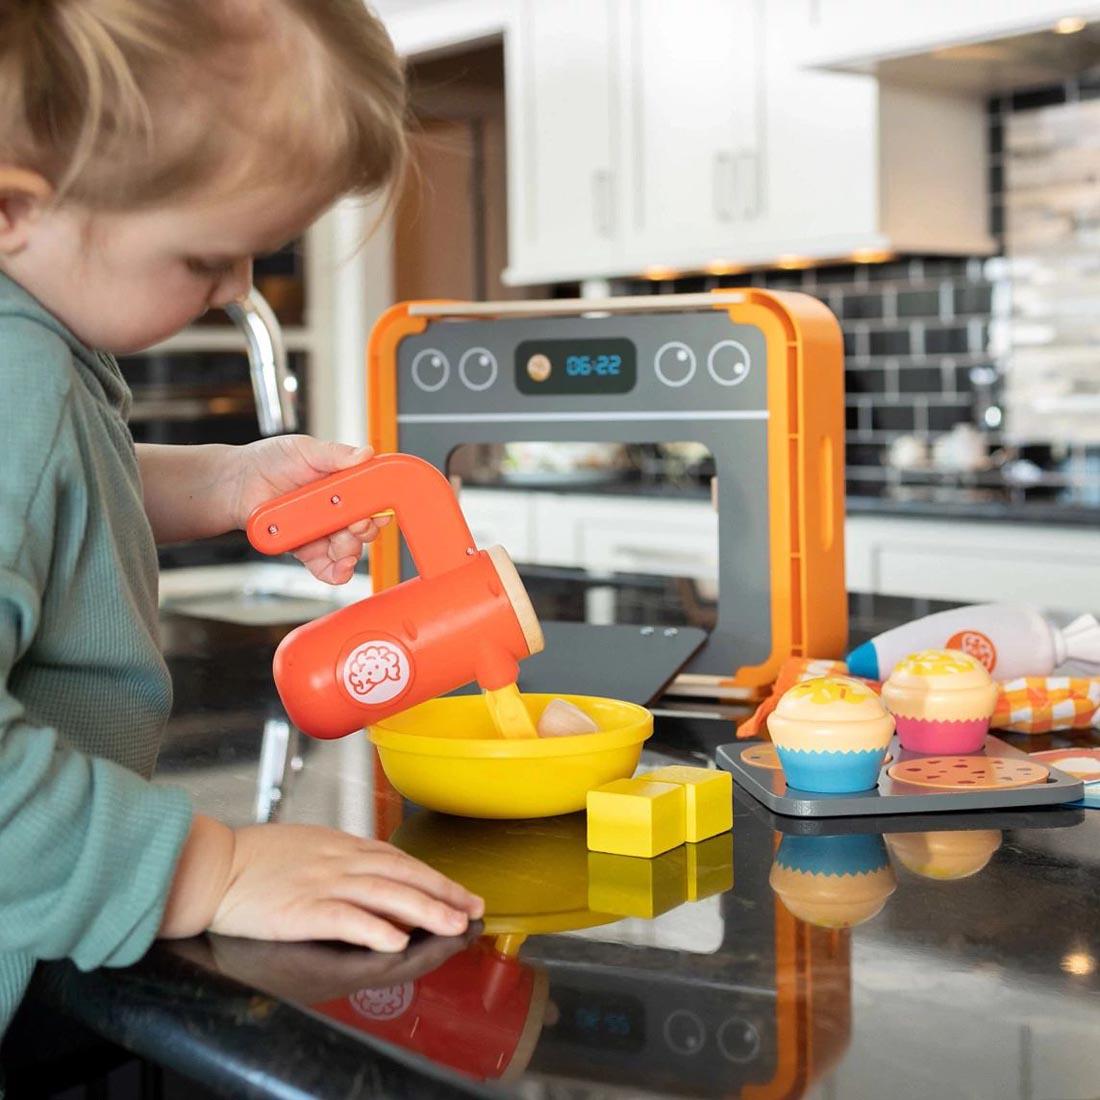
<box><xmin>0</xmin><ymin>0</ymin><xmax>407</xmax><ymax>208</ymax></box>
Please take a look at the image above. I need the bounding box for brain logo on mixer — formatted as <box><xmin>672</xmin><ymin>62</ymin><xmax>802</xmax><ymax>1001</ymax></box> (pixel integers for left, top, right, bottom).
<box><xmin>342</xmin><ymin>639</ymin><xmax>411</xmax><ymax>705</ymax></box>
<box><xmin>348</xmin><ymin>983</ymin><xmax>414</xmax><ymax>1022</ymax></box>
<box><xmin>946</xmin><ymin>630</ymin><xmax>998</xmax><ymax>672</ymax></box>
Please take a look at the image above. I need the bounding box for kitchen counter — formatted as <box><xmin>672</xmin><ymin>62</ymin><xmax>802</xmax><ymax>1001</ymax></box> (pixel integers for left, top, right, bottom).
<box><xmin>846</xmin><ymin>493</ymin><xmax>1100</xmax><ymax>527</ymax></box>
<box><xmin>17</xmin><ymin>609</ymin><xmax>1100</xmax><ymax>1100</ymax></box>
<box><xmin>456</xmin><ymin>477</ymin><xmax>1100</xmax><ymax>526</ymax></box>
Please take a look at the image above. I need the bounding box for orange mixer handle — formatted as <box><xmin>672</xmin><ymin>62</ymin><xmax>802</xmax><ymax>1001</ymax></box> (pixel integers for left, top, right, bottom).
<box><xmin>245</xmin><ymin>453</ymin><xmax>476</xmax><ymax>579</ymax></box>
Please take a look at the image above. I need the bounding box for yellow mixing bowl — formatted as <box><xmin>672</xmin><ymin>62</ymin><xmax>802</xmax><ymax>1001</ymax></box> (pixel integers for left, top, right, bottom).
<box><xmin>369</xmin><ymin>693</ymin><xmax>653</xmax><ymax>818</ymax></box>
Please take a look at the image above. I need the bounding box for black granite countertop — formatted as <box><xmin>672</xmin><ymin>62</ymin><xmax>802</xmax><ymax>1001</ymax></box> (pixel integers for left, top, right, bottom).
<box><xmin>455</xmin><ymin>477</ymin><xmax>1100</xmax><ymax>526</ymax></box>
<box><xmin>16</xmin><ymin>606</ymin><xmax>1100</xmax><ymax>1099</ymax></box>
<box><xmin>846</xmin><ymin>493</ymin><xmax>1100</xmax><ymax>527</ymax></box>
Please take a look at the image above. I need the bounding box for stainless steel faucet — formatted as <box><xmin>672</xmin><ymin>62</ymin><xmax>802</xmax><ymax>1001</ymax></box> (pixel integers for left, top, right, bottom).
<box><xmin>225</xmin><ymin>288</ymin><xmax>299</xmax><ymax>436</ymax></box>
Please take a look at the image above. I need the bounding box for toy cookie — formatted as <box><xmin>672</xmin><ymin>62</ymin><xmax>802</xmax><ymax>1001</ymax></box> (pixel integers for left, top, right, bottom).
<box><xmin>767</xmin><ymin>676</ymin><xmax>895</xmax><ymax>793</ymax></box>
<box><xmin>881</xmin><ymin>649</ymin><xmax>998</xmax><ymax>754</ymax></box>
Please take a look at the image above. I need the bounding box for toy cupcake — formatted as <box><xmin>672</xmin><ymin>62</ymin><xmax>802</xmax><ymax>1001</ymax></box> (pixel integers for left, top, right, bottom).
<box><xmin>769</xmin><ymin>834</ymin><xmax>897</xmax><ymax>929</ymax></box>
<box><xmin>882</xmin><ymin>649</ymin><xmax>998</xmax><ymax>754</ymax></box>
<box><xmin>767</xmin><ymin>676</ymin><xmax>895</xmax><ymax>793</ymax></box>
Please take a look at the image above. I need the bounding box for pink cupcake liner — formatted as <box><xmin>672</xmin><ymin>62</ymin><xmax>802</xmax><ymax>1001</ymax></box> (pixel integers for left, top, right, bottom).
<box><xmin>894</xmin><ymin>715</ymin><xmax>989</xmax><ymax>754</ymax></box>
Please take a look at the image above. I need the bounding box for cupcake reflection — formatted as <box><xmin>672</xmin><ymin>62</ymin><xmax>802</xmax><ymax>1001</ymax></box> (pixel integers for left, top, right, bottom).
<box><xmin>769</xmin><ymin>833</ymin><xmax>897</xmax><ymax>929</ymax></box>
<box><xmin>885</xmin><ymin>830</ymin><xmax>1002</xmax><ymax>881</ymax></box>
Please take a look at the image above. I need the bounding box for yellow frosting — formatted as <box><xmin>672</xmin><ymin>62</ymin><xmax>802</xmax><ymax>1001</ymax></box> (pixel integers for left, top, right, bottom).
<box><xmin>769</xmin><ymin>676</ymin><xmax>895</xmax><ymax>754</ymax></box>
<box><xmin>882</xmin><ymin>649</ymin><xmax>998</xmax><ymax>721</ymax></box>
<box><xmin>775</xmin><ymin>676</ymin><xmax>886</xmax><ymax>721</ymax></box>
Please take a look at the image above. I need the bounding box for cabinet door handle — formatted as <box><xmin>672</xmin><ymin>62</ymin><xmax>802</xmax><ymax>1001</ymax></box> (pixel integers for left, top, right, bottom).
<box><xmin>739</xmin><ymin>150</ymin><xmax>759</xmax><ymax>220</ymax></box>
<box><xmin>713</xmin><ymin>151</ymin><xmax>735</xmax><ymax>222</ymax></box>
<box><xmin>592</xmin><ymin>169</ymin><xmax>614</xmax><ymax>238</ymax></box>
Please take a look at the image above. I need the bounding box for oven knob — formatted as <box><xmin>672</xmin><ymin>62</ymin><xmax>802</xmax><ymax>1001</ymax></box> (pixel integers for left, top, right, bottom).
<box><xmin>663</xmin><ymin>1009</ymin><xmax>706</xmax><ymax>1055</ymax></box>
<box><xmin>717</xmin><ymin>1017</ymin><xmax>760</xmax><ymax>1063</ymax></box>
<box><xmin>459</xmin><ymin>347</ymin><xmax>499</xmax><ymax>391</ymax></box>
<box><xmin>654</xmin><ymin>341</ymin><xmax>697</xmax><ymax>388</ymax></box>
<box><xmin>707</xmin><ymin>340</ymin><xmax>751</xmax><ymax>386</ymax></box>
<box><xmin>411</xmin><ymin>349</ymin><xmax>449</xmax><ymax>393</ymax></box>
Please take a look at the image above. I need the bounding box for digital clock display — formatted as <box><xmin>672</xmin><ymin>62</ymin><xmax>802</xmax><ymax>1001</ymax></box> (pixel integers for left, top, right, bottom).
<box><xmin>516</xmin><ymin>338</ymin><xmax>636</xmax><ymax>395</ymax></box>
<box><xmin>550</xmin><ymin>989</ymin><xmax>645</xmax><ymax>1052</ymax></box>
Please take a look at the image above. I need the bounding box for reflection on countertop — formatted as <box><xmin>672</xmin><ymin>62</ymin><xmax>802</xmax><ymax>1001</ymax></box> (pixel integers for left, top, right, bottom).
<box><xmin>22</xmin><ymin>607</ymin><xmax>1100</xmax><ymax>1100</ymax></box>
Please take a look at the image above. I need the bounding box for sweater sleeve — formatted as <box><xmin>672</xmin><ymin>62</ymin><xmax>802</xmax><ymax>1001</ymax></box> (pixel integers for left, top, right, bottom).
<box><xmin>0</xmin><ymin>579</ymin><xmax>192</xmax><ymax>968</ymax></box>
<box><xmin>0</xmin><ymin>322</ymin><xmax>192</xmax><ymax>971</ymax></box>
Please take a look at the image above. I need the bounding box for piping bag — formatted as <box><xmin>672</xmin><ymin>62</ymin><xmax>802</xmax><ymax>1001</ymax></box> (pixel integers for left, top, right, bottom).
<box><xmin>740</xmin><ymin>604</ymin><xmax>1100</xmax><ymax>739</ymax></box>
<box><xmin>846</xmin><ymin>604</ymin><xmax>1100</xmax><ymax>681</ymax></box>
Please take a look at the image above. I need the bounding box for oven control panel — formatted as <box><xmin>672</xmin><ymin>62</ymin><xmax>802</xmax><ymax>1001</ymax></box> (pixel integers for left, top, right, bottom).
<box><xmin>398</xmin><ymin>312</ymin><xmax>768</xmax><ymax>418</ymax></box>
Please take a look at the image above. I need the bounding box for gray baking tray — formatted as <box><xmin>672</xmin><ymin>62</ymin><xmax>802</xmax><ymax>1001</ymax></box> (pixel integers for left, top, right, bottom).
<box><xmin>717</xmin><ymin>735</ymin><xmax>1085</xmax><ymax>818</ymax></box>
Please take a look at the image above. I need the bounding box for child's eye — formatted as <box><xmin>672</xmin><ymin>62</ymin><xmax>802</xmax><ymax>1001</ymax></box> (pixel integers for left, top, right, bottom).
<box><xmin>185</xmin><ymin>256</ymin><xmax>238</xmax><ymax>277</ymax></box>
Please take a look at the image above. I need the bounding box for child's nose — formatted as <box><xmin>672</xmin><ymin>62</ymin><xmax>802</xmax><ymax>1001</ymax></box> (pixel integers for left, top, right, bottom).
<box><xmin>210</xmin><ymin>258</ymin><xmax>254</xmax><ymax>308</ymax></box>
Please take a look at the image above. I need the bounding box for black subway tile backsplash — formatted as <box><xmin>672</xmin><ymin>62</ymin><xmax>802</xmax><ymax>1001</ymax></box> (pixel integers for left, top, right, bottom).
<box><xmin>927</xmin><ymin>404</ymin><xmax>973</xmax><ymax>432</ymax></box>
<box><xmin>638</xmin><ymin>254</ymin><xmax>999</xmax><ymax>500</ymax></box>
<box><xmin>838</xmin><ymin>293</ymin><xmax>885</xmax><ymax>321</ymax></box>
<box><xmin>953</xmin><ymin>285</ymin><xmax>993</xmax><ymax>315</ymax></box>
<box><xmin>896</xmin><ymin>289</ymin><xmax>941</xmax><ymax>317</ymax></box>
<box><xmin>846</xmin><ymin>367</ymin><xmax>889</xmax><ymax>394</ymax></box>
<box><xmin>897</xmin><ymin>367</ymin><xmax>945</xmax><ymax>394</ymax></box>
<box><xmin>924</xmin><ymin>325</ymin><xmax>971</xmax><ymax>355</ymax></box>
<box><xmin>869</xmin><ymin>329</ymin><xmax>911</xmax><ymax>357</ymax></box>
<box><xmin>871</xmin><ymin>404</ymin><xmax>916</xmax><ymax>432</ymax></box>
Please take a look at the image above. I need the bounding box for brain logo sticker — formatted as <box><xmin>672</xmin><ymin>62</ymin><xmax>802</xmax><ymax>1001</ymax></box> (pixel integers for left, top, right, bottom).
<box><xmin>348</xmin><ymin>983</ymin><xmax>414</xmax><ymax>1022</ymax></box>
<box><xmin>342</xmin><ymin>639</ymin><xmax>411</xmax><ymax>706</ymax></box>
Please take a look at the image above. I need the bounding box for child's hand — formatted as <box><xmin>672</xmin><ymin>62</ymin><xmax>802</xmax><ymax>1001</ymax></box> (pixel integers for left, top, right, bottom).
<box><xmin>230</xmin><ymin>436</ymin><xmax>391</xmax><ymax>585</ymax></box>
<box><xmin>160</xmin><ymin>816</ymin><xmax>484</xmax><ymax>952</ymax></box>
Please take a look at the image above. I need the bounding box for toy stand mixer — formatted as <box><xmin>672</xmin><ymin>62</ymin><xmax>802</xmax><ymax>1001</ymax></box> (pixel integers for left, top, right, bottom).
<box><xmin>247</xmin><ymin>452</ymin><xmax>545</xmax><ymax>739</ymax></box>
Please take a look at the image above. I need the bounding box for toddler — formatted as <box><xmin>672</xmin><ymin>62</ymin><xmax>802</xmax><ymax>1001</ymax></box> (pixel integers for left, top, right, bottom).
<box><xmin>0</xmin><ymin>0</ymin><xmax>483</xmax><ymax>1046</ymax></box>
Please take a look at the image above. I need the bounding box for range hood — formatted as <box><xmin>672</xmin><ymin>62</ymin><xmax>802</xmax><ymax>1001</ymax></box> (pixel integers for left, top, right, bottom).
<box><xmin>813</xmin><ymin>23</ymin><xmax>1100</xmax><ymax>95</ymax></box>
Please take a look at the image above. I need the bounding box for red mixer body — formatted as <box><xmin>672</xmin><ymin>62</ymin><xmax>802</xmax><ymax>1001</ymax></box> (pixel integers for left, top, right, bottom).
<box><xmin>312</xmin><ymin>940</ymin><xmax>539</xmax><ymax>1081</ymax></box>
<box><xmin>246</xmin><ymin>454</ymin><xmax>542</xmax><ymax>740</ymax></box>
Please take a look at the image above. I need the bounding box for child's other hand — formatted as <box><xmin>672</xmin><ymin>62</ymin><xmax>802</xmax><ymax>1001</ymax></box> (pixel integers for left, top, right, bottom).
<box><xmin>231</xmin><ymin>436</ymin><xmax>390</xmax><ymax>584</ymax></box>
<box><xmin>161</xmin><ymin>817</ymin><xmax>484</xmax><ymax>951</ymax></box>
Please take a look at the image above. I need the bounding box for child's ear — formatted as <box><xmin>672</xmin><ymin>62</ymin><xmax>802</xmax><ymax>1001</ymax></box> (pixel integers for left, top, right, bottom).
<box><xmin>0</xmin><ymin>168</ymin><xmax>53</xmax><ymax>255</ymax></box>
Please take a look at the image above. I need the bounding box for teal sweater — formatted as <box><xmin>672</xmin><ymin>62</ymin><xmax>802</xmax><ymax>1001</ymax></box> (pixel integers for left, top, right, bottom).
<box><xmin>0</xmin><ymin>274</ymin><xmax>193</xmax><ymax>1042</ymax></box>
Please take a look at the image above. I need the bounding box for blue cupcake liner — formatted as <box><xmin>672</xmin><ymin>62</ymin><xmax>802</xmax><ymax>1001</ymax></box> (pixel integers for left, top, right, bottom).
<box><xmin>775</xmin><ymin>746</ymin><xmax>886</xmax><ymax>794</ymax></box>
<box><xmin>775</xmin><ymin>833</ymin><xmax>889</xmax><ymax>877</ymax></box>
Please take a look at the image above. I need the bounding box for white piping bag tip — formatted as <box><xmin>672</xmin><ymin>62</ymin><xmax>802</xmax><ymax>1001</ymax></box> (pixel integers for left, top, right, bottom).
<box><xmin>1059</xmin><ymin>614</ymin><xmax>1100</xmax><ymax>668</ymax></box>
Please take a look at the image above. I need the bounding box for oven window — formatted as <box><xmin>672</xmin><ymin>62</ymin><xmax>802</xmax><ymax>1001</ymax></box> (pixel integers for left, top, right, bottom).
<box><xmin>447</xmin><ymin>442</ymin><xmax>718</xmax><ymax>630</ymax></box>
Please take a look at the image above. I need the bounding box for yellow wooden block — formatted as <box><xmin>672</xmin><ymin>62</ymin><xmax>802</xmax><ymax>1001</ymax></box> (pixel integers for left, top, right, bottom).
<box><xmin>645</xmin><ymin>765</ymin><xmax>733</xmax><ymax>843</ymax></box>
<box><xmin>685</xmin><ymin>833</ymin><xmax>734</xmax><ymax>901</ymax></box>
<box><xmin>588</xmin><ymin>849</ymin><xmax>687</xmax><ymax>918</ymax></box>
<box><xmin>586</xmin><ymin>778</ymin><xmax>686</xmax><ymax>858</ymax></box>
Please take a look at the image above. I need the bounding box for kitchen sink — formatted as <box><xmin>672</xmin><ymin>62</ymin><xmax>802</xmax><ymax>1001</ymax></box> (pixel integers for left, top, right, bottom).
<box><xmin>159</xmin><ymin>562</ymin><xmax>372</xmax><ymax>626</ymax></box>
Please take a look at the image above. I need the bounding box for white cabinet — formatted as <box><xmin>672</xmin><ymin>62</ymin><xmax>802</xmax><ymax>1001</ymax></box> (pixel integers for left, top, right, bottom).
<box><xmin>505</xmin><ymin>0</ymin><xmax>625</xmax><ymax>282</ymax></box>
<box><xmin>807</xmin><ymin>1</ymin><xmax>1100</xmax><ymax>70</ymax></box>
<box><xmin>846</xmin><ymin>515</ymin><xmax>1100</xmax><ymax>614</ymax></box>
<box><xmin>623</xmin><ymin>0</ymin><xmax>762</xmax><ymax>261</ymax></box>
<box><xmin>504</xmin><ymin>0</ymin><xmax>994</xmax><ymax>285</ymax></box>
